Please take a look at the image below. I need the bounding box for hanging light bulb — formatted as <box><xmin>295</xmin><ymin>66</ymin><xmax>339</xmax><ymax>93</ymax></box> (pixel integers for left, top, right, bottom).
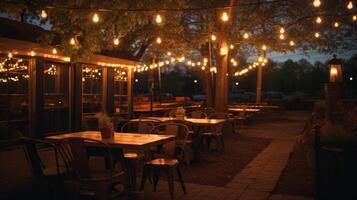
<box><xmin>316</xmin><ymin>17</ymin><xmax>322</xmax><ymax>24</ymax></box>
<box><xmin>70</xmin><ymin>38</ymin><xmax>76</xmax><ymax>45</ymax></box>
<box><xmin>167</xmin><ymin>52</ymin><xmax>172</xmax><ymax>56</ymax></box>
<box><xmin>52</xmin><ymin>48</ymin><xmax>57</xmax><ymax>54</ymax></box>
<box><xmin>353</xmin><ymin>15</ymin><xmax>357</xmax><ymax>21</ymax></box>
<box><xmin>155</xmin><ymin>14</ymin><xmax>162</xmax><ymax>24</ymax></box>
<box><xmin>221</xmin><ymin>12</ymin><xmax>229</xmax><ymax>22</ymax></box>
<box><xmin>8</xmin><ymin>53</ymin><xmax>13</xmax><ymax>58</ymax></box>
<box><xmin>280</xmin><ymin>27</ymin><xmax>285</xmax><ymax>34</ymax></box>
<box><xmin>334</xmin><ymin>22</ymin><xmax>339</xmax><ymax>28</ymax></box>
<box><xmin>211</xmin><ymin>34</ymin><xmax>217</xmax><ymax>41</ymax></box>
<box><xmin>40</xmin><ymin>10</ymin><xmax>48</xmax><ymax>19</ymax></box>
<box><xmin>243</xmin><ymin>32</ymin><xmax>249</xmax><ymax>39</ymax></box>
<box><xmin>92</xmin><ymin>13</ymin><xmax>99</xmax><ymax>23</ymax></box>
<box><xmin>113</xmin><ymin>38</ymin><xmax>119</xmax><ymax>45</ymax></box>
<box><xmin>289</xmin><ymin>40</ymin><xmax>295</xmax><ymax>46</ymax></box>
<box><xmin>156</xmin><ymin>37</ymin><xmax>162</xmax><ymax>44</ymax></box>
<box><xmin>262</xmin><ymin>45</ymin><xmax>267</xmax><ymax>51</ymax></box>
<box><xmin>279</xmin><ymin>34</ymin><xmax>285</xmax><ymax>40</ymax></box>
<box><xmin>30</xmin><ymin>51</ymin><xmax>35</xmax><ymax>56</ymax></box>
<box><xmin>347</xmin><ymin>1</ymin><xmax>353</xmax><ymax>10</ymax></box>
<box><xmin>315</xmin><ymin>32</ymin><xmax>320</xmax><ymax>38</ymax></box>
<box><xmin>313</xmin><ymin>0</ymin><xmax>321</xmax><ymax>7</ymax></box>
<box><xmin>230</xmin><ymin>44</ymin><xmax>234</xmax><ymax>49</ymax></box>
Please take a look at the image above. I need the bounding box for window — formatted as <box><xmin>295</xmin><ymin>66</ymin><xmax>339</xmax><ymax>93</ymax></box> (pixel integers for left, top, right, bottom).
<box><xmin>82</xmin><ymin>65</ymin><xmax>103</xmax><ymax>114</ymax></box>
<box><xmin>43</xmin><ymin>62</ymin><xmax>70</xmax><ymax>134</ymax></box>
<box><xmin>114</xmin><ymin>68</ymin><xmax>128</xmax><ymax>114</ymax></box>
<box><xmin>0</xmin><ymin>57</ymin><xmax>30</xmax><ymax>139</ymax></box>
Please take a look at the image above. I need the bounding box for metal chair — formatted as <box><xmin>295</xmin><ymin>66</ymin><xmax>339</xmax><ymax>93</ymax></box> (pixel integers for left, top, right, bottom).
<box><xmin>140</xmin><ymin>122</ymin><xmax>189</xmax><ymax>199</ymax></box>
<box><xmin>164</xmin><ymin>110</ymin><xmax>177</xmax><ymax>118</ymax></box>
<box><xmin>65</xmin><ymin>137</ymin><xmax>128</xmax><ymax>200</ymax></box>
<box><xmin>200</xmin><ymin>115</ymin><xmax>226</xmax><ymax>151</ymax></box>
<box><xmin>186</xmin><ymin>110</ymin><xmax>207</xmax><ymax>119</ymax></box>
<box><xmin>121</xmin><ymin>120</ymin><xmax>156</xmax><ymax>134</ymax></box>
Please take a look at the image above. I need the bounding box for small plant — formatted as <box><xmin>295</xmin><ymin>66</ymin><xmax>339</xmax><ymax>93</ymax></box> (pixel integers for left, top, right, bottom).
<box><xmin>176</xmin><ymin>107</ymin><xmax>186</xmax><ymax>116</ymax></box>
<box><xmin>97</xmin><ymin>113</ymin><xmax>113</xmax><ymax>129</ymax></box>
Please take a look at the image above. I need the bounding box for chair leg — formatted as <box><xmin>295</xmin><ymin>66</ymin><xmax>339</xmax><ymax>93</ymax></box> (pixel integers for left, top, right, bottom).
<box><xmin>176</xmin><ymin>167</ymin><xmax>186</xmax><ymax>194</ymax></box>
<box><xmin>167</xmin><ymin>169</ymin><xmax>175</xmax><ymax>200</ymax></box>
<box><xmin>206</xmin><ymin>137</ymin><xmax>212</xmax><ymax>150</ymax></box>
<box><xmin>220</xmin><ymin>135</ymin><xmax>225</xmax><ymax>151</ymax></box>
<box><xmin>140</xmin><ymin>166</ymin><xmax>150</xmax><ymax>191</ymax></box>
<box><xmin>153</xmin><ymin>169</ymin><xmax>160</xmax><ymax>192</ymax></box>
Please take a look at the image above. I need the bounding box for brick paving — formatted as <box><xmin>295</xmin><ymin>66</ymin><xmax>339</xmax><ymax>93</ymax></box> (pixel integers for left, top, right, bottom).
<box><xmin>141</xmin><ymin>111</ymin><xmax>313</xmax><ymax>200</ymax></box>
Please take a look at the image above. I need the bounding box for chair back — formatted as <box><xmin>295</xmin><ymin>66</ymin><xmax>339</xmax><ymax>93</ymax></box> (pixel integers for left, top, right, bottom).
<box><xmin>187</xmin><ymin>111</ymin><xmax>207</xmax><ymax>119</ymax></box>
<box><xmin>66</xmin><ymin>137</ymin><xmax>113</xmax><ymax>180</ymax></box>
<box><xmin>21</xmin><ymin>137</ymin><xmax>59</xmax><ymax>176</ymax></box>
<box><xmin>209</xmin><ymin>112</ymin><xmax>230</xmax><ymax>119</ymax></box>
<box><xmin>121</xmin><ymin>120</ymin><xmax>155</xmax><ymax>134</ymax></box>
<box><xmin>150</xmin><ymin>122</ymin><xmax>190</xmax><ymax>159</ymax></box>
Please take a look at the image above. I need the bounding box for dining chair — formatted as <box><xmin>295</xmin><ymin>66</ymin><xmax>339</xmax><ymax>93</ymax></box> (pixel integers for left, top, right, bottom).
<box><xmin>140</xmin><ymin>122</ymin><xmax>189</xmax><ymax>199</ymax></box>
<box><xmin>65</xmin><ymin>137</ymin><xmax>128</xmax><ymax>200</ymax></box>
<box><xmin>21</xmin><ymin>137</ymin><xmax>69</xmax><ymax>199</ymax></box>
<box><xmin>186</xmin><ymin>110</ymin><xmax>207</xmax><ymax>119</ymax></box>
<box><xmin>164</xmin><ymin>110</ymin><xmax>177</xmax><ymax>118</ymax></box>
<box><xmin>121</xmin><ymin>120</ymin><xmax>155</xmax><ymax>134</ymax></box>
<box><xmin>199</xmin><ymin>116</ymin><xmax>225</xmax><ymax>151</ymax></box>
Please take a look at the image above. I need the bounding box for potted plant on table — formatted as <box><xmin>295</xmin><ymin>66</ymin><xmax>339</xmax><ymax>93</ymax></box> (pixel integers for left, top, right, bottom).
<box><xmin>97</xmin><ymin>113</ymin><xmax>114</xmax><ymax>139</ymax></box>
<box><xmin>175</xmin><ymin>107</ymin><xmax>186</xmax><ymax>120</ymax></box>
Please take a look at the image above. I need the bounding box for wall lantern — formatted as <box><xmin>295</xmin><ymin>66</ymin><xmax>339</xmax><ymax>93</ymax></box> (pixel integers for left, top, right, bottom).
<box><xmin>328</xmin><ymin>55</ymin><xmax>343</xmax><ymax>82</ymax></box>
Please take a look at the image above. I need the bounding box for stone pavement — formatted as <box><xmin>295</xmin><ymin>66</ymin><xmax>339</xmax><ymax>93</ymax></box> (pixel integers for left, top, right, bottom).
<box><xmin>142</xmin><ymin>111</ymin><xmax>313</xmax><ymax>200</ymax></box>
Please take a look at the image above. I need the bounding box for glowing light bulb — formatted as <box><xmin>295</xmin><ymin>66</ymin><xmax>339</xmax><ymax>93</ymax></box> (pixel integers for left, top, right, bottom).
<box><xmin>258</xmin><ymin>56</ymin><xmax>263</xmax><ymax>62</ymax></box>
<box><xmin>280</xmin><ymin>27</ymin><xmax>285</xmax><ymax>34</ymax></box>
<box><xmin>211</xmin><ymin>34</ymin><xmax>217</xmax><ymax>41</ymax></box>
<box><xmin>30</xmin><ymin>51</ymin><xmax>35</xmax><ymax>56</ymax></box>
<box><xmin>203</xmin><ymin>58</ymin><xmax>208</xmax><ymax>63</ymax></box>
<box><xmin>262</xmin><ymin>45</ymin><xmax>267</xmax><ymax>51</ymax></box>
<box><xmin>230</xmin><ymin>44</ymin><xmax>234</xmax><ymax>49</ymax></box>
<box><xmin>156</xmin><ymin>37</ymin><xmax>162</xmax><ymax>44</ymax></box>
<box><xmin>316</xmin><ymin>17</ymin><xmax>322</xmax><ymax>24</ymax></box>
<box><xmin>221</xmin><ymin>12</ymin><xmax>229</xmax><ymax>22</ymax></box>
<box><xmin>40</xmin><ymin>10</ymin><xmax>47</xmax><ymax>19</ymax></box>
<box><xmin>315</xmin><ymin>32</ymin><xmax>320</xmax><ymax>38</ymax></box>
<box><xmin>155</xmin><ymin>14</ymin><xmax>162</xmax><ymax>24</ymax></box>
<box><xmin>92</xmin><ymin>13</ymin><xmax>99</xmax><ymax>23</ymax></box>
<box><xmin>243</xmin><ymin>32</ymin><xmax>249</xmax><ymax>39</ymax></box>
<box><xmin>113</xmin><ymin>38</ymin><xmax>119</xmax><ymax>45</ymax></box>
<box><xmin>279</xmin><ymin>34</ymin><xmax>285</xmax><ymax>40</ymax></box>
<box><xmin>8</xmin><ymin>53</ymin><xmax>13</xmax><ymax>58</ymax></box>
<box><xmin>52</xmin><ymin>48</ymin><xmax>57</xmax><ymax>54</ymax></box>
<box><xmin>70</xmin><ymin>38</ymin><xmax>76</xmax><ymax>45</ymax></box>
<box><xmin>334</xmin><ymin>22</ymin><xmax>339</xmax><ymax>28</ymax></box>
<box><xmin>167</xmin><ymin>52</ymin><xmax>171</xmax><ymax>56</ymax></box>
<box><xmin>289</xmin><ymin>40</ymin><xmax>295</xmax><ymax>46</ymax></box>
<box><xmin>347</xmin><ymin>1</ymin><xmax>353</xmax><ymax>10</ymax></box>
<box><xmin>353</xmin><ymin>15</ymin><xmax>357</xmax><ymax>21</ymax></box>
<box><xmin>313</xmin><ymin>0</ymin><xmax>321</xmax><ymax>7</ymax></box>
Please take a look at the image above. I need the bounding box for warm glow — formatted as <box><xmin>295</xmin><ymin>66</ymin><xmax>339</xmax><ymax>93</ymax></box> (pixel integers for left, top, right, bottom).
<box><xmin>289</xmin><ymin>40</ymin><xmax>295</xmax><ymax>46</ymax></box>
<box><xmin>330</xmin><ymin>67</ymin><xmax>338</xmax><ymax>75</ymax></box>
<box><xmin>211</xmin><ymin>34</ymin><xmax>217</xmax><ymax>41</ymax></box>
<box><xmin>70</xmin><ymin>38</ymin><xmax>76</xmax><ymax>45</ymax></box>
<box><xmin>230</xmin><ymin>44</ymin><xmax>234</xmax><ymax>49</ymax></box>
<box><xmin>262</xmin><ymin>45</ymin><xmax>267</xmax><ymax>51</ymax></box>
<box><xmin>353</xmin><ymin>15</ymin><xmax>357</xmax><ymax>21</ymax></box>
<box><xmin>30</xmin><ymin>51</ymin><xmax>35</xmax><ymax>56</ymax></box>
<box><xmin>203</xmin><ymin>58</ymin><xmax>208</xmax><ymax>63</ymax></box>
<box><xmin>347</xmin><ymin>1</ymin><xmax>353</xmax><ymax>10</ymax></box>
<box><xmin>92</xmin><ymin>13</ymin><xmax>99</xmax><ymax>23</ymax></box>
<box><xmin>8</xmin><ymin>53</ymin><xmax>12</xmax><ymax>58</ymax></box>
<box><xmin>52</xmin><ymin>48</ymin><xmax>57</xmax><ymax>54</ymax></box>
<box><xmin>221</xmin><ymin>12</ymin><xmax>229</xmax><ymax>22</ymax></box>
<box><xmin>279</xmin><ymin>34</ymin><xmax>285</xmax><ymax>40</ymax></box>
<box><xmin>233</xmin><ymin>62</ymin><xmax>237</xmax><ymax>66</ymax></box>
<box><xmin>156</xmin><ymin>37</ymin><xmax>162</xmax><ymax>44</ymax></box>
<box><xmin>201</xmin><ymin>66</ymin><xmax>205</xmax><ymax>70</ymax></box>
<box><xmin>315</xmin><ymin>32</ymin><xmax>320</xmax><ymax>38</ymax></box>
<box><xmin>113</xmin><ymin>38</ymin><xmax>119</xmax><ymax>45</ymax></box>
<box><xmin>230</xmin><ymin>58</ymin><xmax>235</xmax><ymax>63</ymax></box>
<box><xmin>313</xmin><ymin>0</ymin><xmax>321</xmax><ymax>7</ymax></box>
<box><xmin>243</xmin><ymin>32</ymin><xmax>249</xmax><ymax>39</ymax></box>
<box><xmin>316</xmin><ymin>17</ymin><xmax>322</xmax><ymax>24</ymax></box>
<box><xmin>167</xmin><ymin>52</ymin><xmax>172</xmax><ymax>56</ymax></box>
<box><xmin>334</xmin><ymin>22</ymin><xmax>339</xmax><ymax>28</ymax></box>
<box><xmin>220</xmin><ymin>45</ymin><xmax>228</xmax><ymax>56</ymax></box>
<box><xmin>155</xmin><ymin>14</ymin><xmax>162</xmax><ymax>24</ymax></box>
<box><xmin>258</xmin><ymin>56</ymin><xmax>263</xmax><ymax>62</ymax></box>
<box><xmin>40</xmin><ymin>10</ymin><xmax>47</xmax><ymax>19</ymax></box>
<box><xmin>280</xmin><ymin>27</ymin><xmax>285</xmax><ymax>34</ymax></box>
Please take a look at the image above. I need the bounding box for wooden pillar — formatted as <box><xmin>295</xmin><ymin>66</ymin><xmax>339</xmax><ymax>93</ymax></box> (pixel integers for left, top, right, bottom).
<box><xmin>127</xmin><ymin>67</ymin><xmax>134</xmax><ymax>118</ymax></box>
<box><xmin>256</xmin><ymin>64</ymin><xmax>262</xmax><ymax>104</ymax></box>
<box><xmin>72</xmin><ymin>63</ymin><xmax>83</xmax><ymax>131</ymax></box>
<box><xmin>35</xmin><ymin>58</ymin><xmax>44</xmax><ymax>138</ymax></box>
<box><xmin>215</xmin><ymin>40</ymin><xmax>229</xmax><ymax>112</ymax></box>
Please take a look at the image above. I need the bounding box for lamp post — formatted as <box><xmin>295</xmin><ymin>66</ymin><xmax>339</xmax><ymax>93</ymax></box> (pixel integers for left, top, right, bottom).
<box><xmin>325</xmin><ymin>55</ymin><xmax>343</xmax><ymax>121</ymax></box>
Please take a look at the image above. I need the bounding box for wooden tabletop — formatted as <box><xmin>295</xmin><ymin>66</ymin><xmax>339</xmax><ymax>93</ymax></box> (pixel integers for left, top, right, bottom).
<box><xmin>131</xmin><ymin>117</ymin><xmax>225</xmax><ymax>125</ymax></box>
<box><xmin>45</xmin><ymin>131</ymin><xmax>176</xmax><ymax>149</ymax></box>
<box><xmin>228</xmin><ymin>108</ymin><xmax>261</xmax><ymax>112</ymax></box>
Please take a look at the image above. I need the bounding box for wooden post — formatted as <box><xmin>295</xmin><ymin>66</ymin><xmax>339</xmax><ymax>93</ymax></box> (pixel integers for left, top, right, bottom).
<box><xmin>215</xmin><ymin>40</ymin><xmax>229</xmax><ymax>112</ymax></box>
<box><xmin>127</xmin><ymin>67</ymin><xmax>134</xmax><ymax>118</ymax></box>
<box><xmin>256</xmin><ymin>51</ymin><xmax>265</xmax><ymax>104</ymax></box>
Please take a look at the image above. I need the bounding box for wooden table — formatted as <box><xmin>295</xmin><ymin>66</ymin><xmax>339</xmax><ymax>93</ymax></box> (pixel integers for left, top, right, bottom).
<box><xmin>46</xmin><ymin>131</ymin><xmax>176</xmax><ymax>193</ymax></box>
<box><xmin>131</xmin><ymin>117</ymin><xmax>225</xmax><ymax>125</ymax></box>
<box><xmin>228</xmin><ymin>108</ymin><xmax>260</xmax><ymax>113</ymax></box>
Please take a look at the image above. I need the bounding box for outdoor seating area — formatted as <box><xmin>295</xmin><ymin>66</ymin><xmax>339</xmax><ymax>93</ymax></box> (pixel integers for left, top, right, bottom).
<box><xmin>1</xmin><ymin>1</ymin><xmax>357</xmax><ymax>200</ymax></box>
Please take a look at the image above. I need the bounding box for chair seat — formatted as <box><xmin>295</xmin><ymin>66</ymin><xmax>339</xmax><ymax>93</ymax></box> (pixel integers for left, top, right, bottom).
<box><xmin>124</xmin><ymin>152</ymin><xmax>144</xmax><ymax>159</ymax></box>
<box><xmin>146</xmin><ymin>158</ymin><xmax>178</xmax><ymax>167</ymax></box>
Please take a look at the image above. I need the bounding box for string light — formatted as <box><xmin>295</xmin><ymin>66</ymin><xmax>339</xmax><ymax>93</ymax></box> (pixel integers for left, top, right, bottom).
<box><xmin>313</xmin><ymin>0</ymin><xmax>321</xmax><ymax>7</ymax></box>
<box><xmin>70</xmin><ymin>38</ymin><xmax>76</xmax><ymax>45</ymax></box>
<box><xmin>211</xmin><ymin>34</ymin><xmax>217</xmax><ymax>41</ymax></box>
<box><xmin>156</xmin><ymin>37</ymin><xmax>162</xmax><ymax>44</ymax></box>
<box><xmin>315</xmin><ymin>32</ymin><xmax>320</xmax><ymax>38</ymax></box>
<box><xmin>30</xmin><ymin>51</ymin><xmax>36</xmax><ymax>56</ymax></box>
<box><xmin>8</xmin><ymin>53</ymin><xmax>13</xmax><ymax>58</ymax></box>
<box><xmin>221</xmin><ymin>12</ymin><xmax>229</xmax><ymax>22</ymax></box>
<box><xmin>113</xmin><ymin>38</ymin><xmax>119</xmax><ymax>45</ymax></box>
<box><xmin>92</xmin><ymin>13</ymin><xmax>99</xmax><ymax>23</ymax></box>
<box><xmin>243</xmin><ymin>32</ymin><xmax>249</xmax><ymax>39</ymax></box>
<box><xmin>280</xmin><ymin>27</ymin><xmax>285</xmax><ymax>34</ymax></box>
<box><xmin>52</xmin><ymin>48</ymin><xmax>57</xmax><ymax>54</ymax></box>
<box><xmin>334</xmin><ymin>22</ymin><xmax>339</xmax><ymax>28</ymax></box>
<box><xmin>155</xmin><ymin>14</ymin><xmax>163</xmax><ymax>24</ymax></box>
<box><xmin>230</xmin><ymin>44</ymin><xmax>234</xmax><ymax>49</ymax></box>
<box><xmin>40</xmin><ymin>10</ymin><xmax>47</xmax><ymax>19</ymax></box>
<box><xmin>203</xmin><ymin>58</ymin><xmax>208</xmax><ymax>63</ymax></box>
<box><xmin>316</xmin><ymin>17</ymin><xmax>322</xmax><ymax>24</ymax></box>
<box><xmin>347</xmin><ymin>1</ymin><xmax>353</xmax><ymax>10</ymax></box>
<box><xmin>289</xmin><ymin>40</ymin><xmax>295</xmax><ymax>46</ymax></box>
<box><xmin>167</xmin><ymin>52</ymin><xmax>172</xmax><ymax>56</ymax></box>
<box><xmin>262</xmin><ymin>45</ymin><xmax>267</xmax><ymax>51</ymax></box>
<box><xmin>279</xmin><ymin>34</ymin><xmax>285</xmax><ymax>40</ymax></box>
<box><xmin>353</xmin><ymin>15</ymin><xmax>357</xmax><ymax>21</ymax></box>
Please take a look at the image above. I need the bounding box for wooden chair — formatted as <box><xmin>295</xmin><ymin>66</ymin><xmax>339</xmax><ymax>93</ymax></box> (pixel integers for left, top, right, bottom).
<box><xmin>65</xmin><ymin>137</ymin><xmax>128</xmax><ymax>200</ymax></box>
<box><xmin>140</xmin><ymin>122</ymin><xmax>189</xmax><ymax>199</ymax></box>
<box><xmin>186</xmin><ymin>110</ymin><xmax>207</xmax><ymax>119</ymax></box>
<box><xmin>164</xmin><ymin>110</ymin><xmax>177</xmax><ymax>118</ymax></box>
<box><xmin>200</xmin><ymin>115</ymin><xmax>226</xmax><ymax>151</ymax></box>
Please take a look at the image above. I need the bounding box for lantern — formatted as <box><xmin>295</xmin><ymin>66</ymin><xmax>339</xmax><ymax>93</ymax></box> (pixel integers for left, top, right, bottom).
<box><xmin>328</xmin><ymin>55</ymin><xmax>342</xmax><ymax>82</ymax></box>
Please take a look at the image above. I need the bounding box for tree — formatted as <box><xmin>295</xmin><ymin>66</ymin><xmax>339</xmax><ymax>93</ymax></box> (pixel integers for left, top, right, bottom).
<box><xmin>1</xmin><ymin>0</ymin><xmax>356</xmax><ymax>110</ymax></box>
